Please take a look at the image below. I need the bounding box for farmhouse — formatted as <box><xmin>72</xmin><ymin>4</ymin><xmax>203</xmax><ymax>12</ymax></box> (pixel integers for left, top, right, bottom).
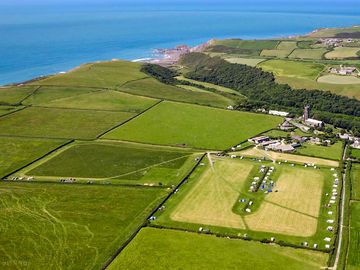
<box><xmin>248</xmin><ymin>136</ymin><xmax>270</xmax><ymax>144</ymax></box>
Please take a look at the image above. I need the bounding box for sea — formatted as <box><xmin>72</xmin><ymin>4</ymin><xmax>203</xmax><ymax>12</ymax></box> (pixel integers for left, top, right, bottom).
<box><xmin>1</xmin><ymin>0</ymin><xmax>360</xmax><ymax>85</ymax></box>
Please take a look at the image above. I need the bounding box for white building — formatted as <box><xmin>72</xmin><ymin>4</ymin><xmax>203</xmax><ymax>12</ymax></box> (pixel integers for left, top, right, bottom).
<box><xmin>305</xmin><ymin>118</ymin><xmax>324</xmax><ymax>128</ymax></box>
<box><xmin>269</xmin><ymin>110</ymin><xmax>289</xmax><ymax>117</ymax></box>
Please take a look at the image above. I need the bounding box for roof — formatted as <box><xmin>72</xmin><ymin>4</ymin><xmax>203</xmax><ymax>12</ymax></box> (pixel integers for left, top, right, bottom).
<box><xmin>305</xmin><ymin>118</ymin><xmax>323</xmax><ymax>125</ymax></box>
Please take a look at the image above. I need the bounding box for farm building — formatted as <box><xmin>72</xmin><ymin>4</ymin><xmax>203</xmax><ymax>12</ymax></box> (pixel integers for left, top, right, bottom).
<box><xmin>280</xmin><ymin>120</ymin><xmax>293</xmax><ymax>131</ymax></box>
<box><xmin>305</xmin><ymin>118</ymin><xmax>324</xmax><ymax>128</ymax></box>
<box><xmin>248</xmin><ymin>136</ymin><xmax>270</xmax><ymax>144</ymax></box>
<box><xmin>269</xmin><ymin>110</ymin><xmax>289</xmax><ymax>117</ymax></box>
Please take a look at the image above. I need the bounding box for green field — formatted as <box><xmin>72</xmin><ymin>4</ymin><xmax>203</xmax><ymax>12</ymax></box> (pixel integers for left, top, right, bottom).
<box><xmin>0</xmin><ymin>107</ymin><xmax>134</xmax><ymax>139</ymax></box>
<box><xmin>258</xmin><ymin>59</ymin><xmax>324</xmax><ymax>80</ymax></box>
<box><xmin>108</xmin><ymin>227</ymin><xmax>328</xmax><ymax>270</ymax></box>
<box><xmin>31</xmin><ymin>61</ymin><xmax>146</xmax><ymax>88</ymax></box>
<box><xmin>351</xmin><ymin>163</ymin><xmax>360</xmax><ymax>201</ymax></box>
<box><xmin>277</xmin><ymin>41</ymin><xmax>298</xmax><ymax>50</ymax></box>
<box><xmin>0</xmin><ymin>106</ymin><xmax>22</xmax><ymax>116</ymax></box>
<box><xmin>0</xmin><ymin>86</ymin><xmax>36</xmax><ymax>105</ymax></box>
<box><xmin>351</xmin><ymin>148</ymin><xmax>360</xmax><ymax>160</ymax></box>
<box><xmin>296</xmin><ymin>141</ymin><xmax>343</xmax><ymax>160</ymax></box>
<box><xmin>224</xmin><ymin>57</ymin><xmax>265</xmax><ymax>66</ymax></box>
<box><xmin>33</xmin><ymin>89</ymin><xmax>159</xmax><ymax>112</ymax></box>
<box><xmin>325</xmin><ymin>47</ymin><xmax>360</xmax><ymax>59</ymax></box>
<box><xmin>347</xmin><ymin>202</ymin><xmax>360</xmax><ymax>270</ymax></box>
<box><xmin>214</xmin><ymin>39</ymin><xmax>279</xmax><ymax>50</ymax></box>
<box><xmin>0</xmin><ymin>137</ymin><xmax>67</xmax><ymax>178</ymax></box>
<box><xmin>0</xmin><ymin>182</ymin><xmax>167</xmax><ymax>270</ymax></box>
<box><xmin>307</xmin><ymin>26</ymin><xmax>360</xmax><ymax>38</ymax></box>
<box><xmin>103</xmin><ymin>101</ymin><xmax>282</xmax><ymax>150</ymax></box>
<box><xmin>288</xmin><ymin>48</ymin><xmax>328</xmax><ymax>60</ymax></box>
<box><xmin>260</xmin><ymin>49</ymin><xmax>293</xmax><ymax>58</ymax></box>
<box><xmin>317</xmin><ymin>75</ymin><xmax>360</xmax><ymax>85</ymax></box>
<box><xmin>25</xmin><ymin>141</ymin><xmax>198</xmax><ymax>185</ymax></box>
<box><xmin>119</xmin><ymin>77</ymin><xmax>234</xmax><ymax>108</ymax></box>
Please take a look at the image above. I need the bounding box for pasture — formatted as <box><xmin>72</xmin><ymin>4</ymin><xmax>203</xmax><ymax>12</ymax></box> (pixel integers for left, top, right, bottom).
<box><xmin>224</xmin><ymin>57</ymin><xmax>265</xmax><ymax>66</ymax></box>
<box><xmin>0</xmin><ymin>86</ymin><xmax>36</xmax><ymax>105</ymax></box>
<box><xmin>351</xmin><ymin>163</ymin><xmax>360</xmax><ymax>200</ymax></box>
<box><xmin>103</xmin><ymin>101</ymin><xmax>283</xmax><ymax>150</ymax></box>
<box><xmin>317</xmin><ymin>75</ymin><xmax>360</xmax><ymax>85</ymax></box>
<box><xmin>119</xmin><ymin>77</ymin><xmax>234</xmax><ymax>108</ymax></box>
<box><xmin>238</xmin><ymin>147</ymin><xmax>339</xmax><ymax>167</ymax></box>
<box><xmin>0</xmin><ymin>106</ymin><xmax>22</xmax><ymax>116</ymax></box>
<box><xmin>108</xmin><ymin>227</ymin><xmax>329</xmax><ymax>270</ymax></box>
<box><xmin>258</xmin><ymin>59</ymin><xmax>324</xmax><ymax>80</ymax></box>
<box><xmin>351</xmin><ymin>148</ymin><xmax>360</xmax><ymax>160</ymax></box>
<box><xmin>260</xmin><ymin>49</ymin><xmax>292</xmax><ymax>58</ymax></box>
<box><xmin>277</xmin><ymin>41</ymin><xmax>298</xmax><ymax>50</ymax></box>
<box><xmin>0</xmin><ymin>137</ymin><xmax>67</xmax><ymax>178</ymax></box>
<box><xmin>288</xmin><ymin>48</ymin><xmax>328</xmax><ymax>60</ymax></box>
<box><xmin>346</xmin><ymin>202</ymin><xmax>360</xmax><ymax>270</ymax></box>
<box><xmin>214</xmin><ymin>39</ymin><xmax>279</xmax><ymax>50</ymax></box>
<box><xmin>0</xmin><ymin>182</ymin><xmax>167</xmax><ymax>270</ymax></box>
<box><xmin>0</xmin><ymin>107</ymin><xmax>134</xmax><ymax>139</ymax></box>
<box><xmin>296</xmin><ymin>141</ymin><xmax>343</xmax><ymax>160</ymax></box>
<box><xmin>31</xmin><ymin>61</ymin><xmax>146</xmax><ymax>88</ymax></box>
<box><xmin>325</xmin><ymin>47</ymin><xmax>360</xmax><ymax>59</ymax></box>
<box><xmin>24</xmin><ymin>141</ymin><xmax>198</xmax><ymax>186</ymax></box>
<box><xmin>307</xmin><ymin>26</ymin><xmax>360</xmax><ymax>38</ymax></box>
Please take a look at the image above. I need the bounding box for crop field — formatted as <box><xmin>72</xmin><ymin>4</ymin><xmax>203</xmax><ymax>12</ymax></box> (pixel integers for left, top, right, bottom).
<box><xmin>108</xmin><ymin>227</ymin><xmax>329</xmax><ymax>270</ymax></box>
<box><xmin>214</xmin><ymin>39</ymin><xmax>279</xmax><ymax>50</ymax></box>
<box><xmin>36</xmin><ymin>89</ymin><xmax>159</xmax><ymax>112</ymax></box>
<box><xmin>153</xmin><ymin>156</ymin><xmax>336</xmax><ymax>246</ymax></box>
<box><xmin>346</xmin><ymin>202</ymin><xmax>360</xmax><ymax>270</ymax></box>
<box><xmin>296</xmin><ymin>141</ymin><xmax>343</xmax><ymax>160</ymax></box>
<box><xmin>224</xmin><ymin>57</ymin><xmax>266</xmax><ymax>66</ymax></box>
<box><xmin>0</xmin><ymin>182</ymin><xmax>167</xmax><ymax>270</ymax></box>
<box><xmin>0</xmin><ymin>86</ymin><xmax>36</xmax><ymax>105</ymax></box>
<box><xmin>260</xmin><ymin>49</ymin><xmax>293</xmax><ymax>58</ymax></box>
<box><xmin>31</xmin><ymin>61</ymin><xmax>146</xmax><ymax>88</ymax></box>
<box><xmin>258</xmin><ymin>59</ymin><xmax>324</xmax><ymax>80</ymax></box>
<box><xmin>103</xmin><ymin>101</ymin><xmax>283</xmax><ymax>150</ymax></box>
<box><xmin>0</xmin><ymin>137</ymin><xmax>67</xmax><ymax>178</ymax></box>
<box><xmin>0</xmin><ymin>107</ymin><xmax>134</xmax><ymax>139</ymax></box>
<box><xmin>119</xmin><ymin>77</ymin><xmax>234</xmax><ymax>108</ymax></box>
<box><xmin>238</xmin><ymin>147</ymin><xmax>339</xmax><ymax>167</ymax></box>
<box><xmin>23</xmin><ymin>141</ymin><xmax>199</xmax><ymax>186</ymax></box>
<box><xmin>277</xmin><ymin>41</ymin><xmax>298</xmax><ymax>50</ymax></box>
<box><xmin>288</xmin><ymin>48</ymin><xmax>328</xmax><ymax>59</ymax></box>
<box><xmin>317</xmin><ymin>75</ymin><xmax>360</xmax><ymax>84</ymax></box>
<box><xmin>325</xmin><ymin>47</ymin><xmax>360</xmax><ymax>59</ymax></box>
<box><xmin>351</xmin><ymin>164</ymin><xmax>360</xmax><ymax>200</ymax></box>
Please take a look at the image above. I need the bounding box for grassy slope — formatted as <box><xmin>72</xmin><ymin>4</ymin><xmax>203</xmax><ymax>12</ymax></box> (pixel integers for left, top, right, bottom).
<box><xmin>325</xmin><ymin>47</ymin><xmax>360</xmax><ymax>59</ymax></box>
<box><xmin>224</xmin><ymin>57</ymin><xmax>266</xmax><ymax>66</ymax></box>
<box><xmin>260</xmin><ymin>49</ymin><xmax>293</xmax><ymax>58</ymax></box>
<box><xmin>103</xmin><ymin>101</ymin><xmax>282</xmax><ymax>150</ymax></box>
<box><xmin>317</xmin><ymin>75</ymin><xmax>360</xmax><ymax>85</ymax></box>
<box><xmin>108</xmin><ymin>227</ymin><xmax>328</xmax><ymax>270</ymax></box>
<box><xmin>0</xmin><ymin>137</ymin><xmax>67</xmax><ymax>178</ymax></box>
<box><xmin>0</xmin><ymin>182</ymin><xmax>167</xmax><ymax>270</ymax></box>
<box><xmin>307</xmin><ymin>26</ymin><xmax>360</xmax><ymax>38</ymax></box>
<box><xmin>347</xmin><ymin>202</ymin><xmax>360</xmax><ymax>270</ymax></box>
<box><xmin>214</xmin><ymin>39</ymin><xmax>279</xmax><ymax>50</ymax></box>
<box><xmin>277</xmin><ymin>41</ymin><xmax>298</xmax><ymax>50</ymax></box>
<box><xmin>0</xmin><ymin>107</ymin><xmax>134</xmax><ymax>139</ymax></box>
<box><xmin>288</xmin><ymin>48</ymin><xmax>328</xmax><ymax>60</ymax></box>
<box><xmin>0</xmin><ymin>86</ymin><xmax>36</xmax><ymax>105</ymax></box>
<box><xmin>296</xmin><ymin>141</ymin><xmax>343</xmax><ymax>160</ymax></box>
<box><xmin>351</xmin><ymin>163</ymin><xmax>360</xmax><ymax>200</ymax></box>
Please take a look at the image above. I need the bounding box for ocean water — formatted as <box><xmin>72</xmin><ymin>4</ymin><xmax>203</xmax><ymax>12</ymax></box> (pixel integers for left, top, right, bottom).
<box><xmin>1</xmin><ymin>0</ymin><xmax>360</xmax><ymax>85</ymax></box>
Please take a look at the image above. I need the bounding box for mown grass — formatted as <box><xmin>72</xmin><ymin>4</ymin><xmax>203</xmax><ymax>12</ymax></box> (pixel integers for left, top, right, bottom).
<box><xmin>296</xmin><ymin>141</ymin><xmax>343</xmax><ymax>160</ymax></box>
<box><xmin>0</xmin><ymin>86</ymin><xmax>36</xmax><ymax>105</ymax></box>
<box><xmin>288</xmin><ymin>48</ymin><xmax>328</xmax><ymax>60</ymax></box>
<box><xmin>0</xmin><ymin>182</ymin><xmax>167</xmax><ymax>270</ymax></box>
<box><xmin>351</xmin><ymin>163</ymin><xmax>360</xmax><ymax>200</ymax></box>
<box><xmin>260</xmin><ymin>49</ymin><xmax>293</xmax><ymax>58</ymax></box>
<box><xmin>258</xmin><ymin>59</ymin><xmax>324</xmax><ymax>80</ymax></box>
<box><xmin>325</xmin><ymin>47</ymin><xmax>360</xmax><ymax>59</ymax></box>
<box><xmin>108</xmin><ymin>227</ymin><xmax>328</xmax><ymax>270</ymax></box>
<box><xmin>119</xmin><ymin>78</ymin><xmax>234</xmax><ymax>108</ymax></box>
<box><xmin>346</xmin><ymin>202</ymin><xmax>360</xmax><ymax>270</ymax></box>
<box><xmin>277</xmin><ymin>41</ymin><xmax>298</xmax><ymax>50</ymax></box>
<box><xmin>103</xmin><ymin>101</ymin><xmax>283</xmax><ymax>150</ymax></box>
<box><xmin>0</xmin><ymin>107</ymin><xmax>134</xmax><ymax>139</ymax></box>
<box><xmin>27</xmin><ymin>141</ymin><xmax>194</xmax><ymax>181</ymax></box>
<box><xmin>31</xmin><ymin>61</ymin><xmax>146</xmax><ymax>88</ymax></box>
<box><xmin>0</xmin><ymin>137</ymin><xmax>67</xmax><ymax>178</ymax></box>
<box><xmin>214</xmin><ymin>39</ymin><xmax>279</xmax><ymax>50</ymax></box>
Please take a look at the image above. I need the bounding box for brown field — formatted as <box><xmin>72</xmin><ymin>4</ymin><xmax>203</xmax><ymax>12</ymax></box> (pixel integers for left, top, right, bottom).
<box><xmin>170</xmin><ymin>158</ymin><xmax>252</xmax><ymax>229</ymax></box>
<box><xmin>237</xmin><ymin>147</ymin><xmax>339</xmax><ymax>167</ymax></box>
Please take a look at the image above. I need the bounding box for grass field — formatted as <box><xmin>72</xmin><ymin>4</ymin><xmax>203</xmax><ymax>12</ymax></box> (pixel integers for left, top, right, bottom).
<box><xmin>277</xmin><ymin>41</ymin><xmax>298</xmax><ymax>50</ymax></box>
<box><xmin>307</xmin><ymin>26</ymin><xmax>360</xmax><ymax>38</ymax></box>
<box><xmin>237</xmin><ymin>147</ymin><xmax>339</xmax><ymax>167</ymax></box>
<box><xmin>288</xmin><ymin>48</ymin><xmax>328</xmax><ymax>60</ymax></box>
<box><xmin>351</xmin><ymin>148</ymin><xmax>360</xmax><ymax>160</ymax></box>
<box><xmin>258</xmin><ymin>59</ymin><xmax>324</xmax><ymax>80</ymax></box>
<box><xmin>325</xmin><ymin>47</ymin><xmax>360</xmax><ymax>59</ymax></box>
<box><xmin>346</xmin><ymin>202</ymin><xmax>360</xmax><ymax>270</ymax></box>
<box><xmin>260</xmin><ymin>49</ymin><xmax>293</xmax><ymax>58</ymax></box>
<box><xmin>317</xmin><ymin>75</ymin><xmax>360</xmax><ymax>85</ymax></box>
<box><xmin>224</xmin><ymin>57</ymin><xmax>266</xmax><ymax>66</ymax></box>
<box><xmin>31</xmin><ymin>61</ymin><xmax>146</xmax><ymax>88</ymax></box>
<box><xmin>214</xmin><ymin>39</ymin><xmax>279</xmax><ymax>50</ymax></box>
<box><xmin>296</xmin><ymin>141</ymin><xmax>343</xmax><ymax>160</ymax></box>
<box><xmin>24</xmin><ymin>141</ymin><xmax>197</xmax><ymax>185</ymax></box>
<box><xmin>119</xmin><ymin>78</ymin><xmax>234</xmax><ymax>108</ymax></box>
<box><xmin>0</xmin><ymin>86</ymin><xmax>36</xmax><ymax>105</ymax></box>
<box><xmin>0</xmin><ymin>182</ymin><xmax>167</xmax><ymax>270</ymax></box>
<box><xmin>0</xmin><ymin>106</ymin><xmax>22</xmax><ymax>116</ymax></box>
<box><xmin>103</xmin><ymin>101</ymin><xmax>283</xmax><ymax>150</ymax></box>
<box><xmin>0</xmin><ymin>137</ymin><xmax>67</xmax><ymax>178</ymax></box>
<box><xmin>35</xmin><ymin>89</ymin><xmax>159</xmax><ymax>112</ymax></box>
<box><xmin>0</xmin><ymin>107</ymin><xmax>134</xmax><ymax>139</ymax></box>
<box><xmin>108</xmin><ymin>227</ymin><xmax>329</xmax><ymax>270</ymax></box>
<box><xmin>351</xmin><ymin>163</ymin><xmax>360</xmax><ymax>201</ymax></box>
